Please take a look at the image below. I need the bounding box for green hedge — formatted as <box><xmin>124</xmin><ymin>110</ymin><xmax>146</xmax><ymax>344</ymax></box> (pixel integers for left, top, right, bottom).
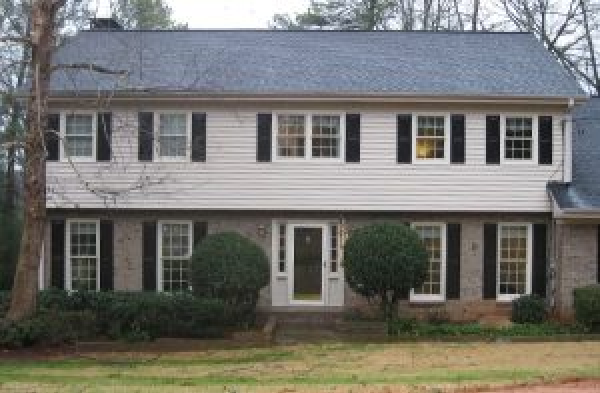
<box><xmin>511</xmin><ymin>295</ymin><xmax>547</xmax><ymax>324</ymax></box>
<box><xmin>1</xmin><ymin>290</ymin><xmax>245</xmax><ymax>347</ymax></box>
<box><xmin>574</xmin><ymin>285</ymin><xmax>600</xmax><ymax>332</ymax></box>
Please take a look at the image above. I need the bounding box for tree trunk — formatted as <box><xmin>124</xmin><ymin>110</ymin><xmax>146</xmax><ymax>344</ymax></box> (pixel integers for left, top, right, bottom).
<box><xmin>7</xmin><ymin>0</ymin><xmax>61</xmax><ymax>322</ymax></box>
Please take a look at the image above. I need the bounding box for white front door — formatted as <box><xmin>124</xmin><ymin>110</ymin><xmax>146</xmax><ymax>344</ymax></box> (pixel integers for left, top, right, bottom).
<box><xmin>271</xmin><ymin>221</ymin><xmax>345</xmax><ymax>307</ymax></box>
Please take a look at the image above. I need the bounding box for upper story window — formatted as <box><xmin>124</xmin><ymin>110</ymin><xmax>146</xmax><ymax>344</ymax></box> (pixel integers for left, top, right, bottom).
<box><xmin>504</xmin><ymin>117</ymin><xmax>534</xmax><ymax>161</ymax></box>
<box><xmin>414</xmin><ymin>115</ymin><xmax>448</xmax><ymax>162</ymax></box>
<box><xmin>411</xmin><ymin>223</ymin><xmax>446</xmax><ymax>302</ymax></box>
<box><xmin>66</xmin><ymin>220</ymin><xmax>99</xmax><ymax>291</ymax></box>
<box><xmin>498</xmin><ymin>223</ymin><xmax>532</xmax><ymax>301</ymax></box>
<box><xmin>157</xmin><ymin>113</ymin><xmax>190</xmax><ymax>160</ymax></box>
<box><xmin>64</xmin><ymin>114</ymin><xmax>95</xmax><ymax>160</ymax></box>
<box><xmin>275</xmin><ymin>113</ymin><xmax>342</xmax><ymax>160</ymax></box>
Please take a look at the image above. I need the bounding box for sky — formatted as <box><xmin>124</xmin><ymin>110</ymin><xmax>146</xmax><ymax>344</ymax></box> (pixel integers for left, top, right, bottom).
<box><xmin>95</xmin><ymin>0</ymin><xmax>312</xmax><ymax>29</ymax></box>
<box><xmin>169</xmin><ymin>0</ymin><xmax>311</xmax><ymax>28</ymax></box>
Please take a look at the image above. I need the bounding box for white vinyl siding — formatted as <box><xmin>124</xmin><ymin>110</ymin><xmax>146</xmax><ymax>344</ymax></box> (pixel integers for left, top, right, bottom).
<box><xmin>47</xmin><ymin>107</ymin><xmax>564</xmax><ymax>212</ymax></box>
<box><xmin>66</xmin><ymin>219</ymin><xmax>100</xmax><ymax>291</ymax></box>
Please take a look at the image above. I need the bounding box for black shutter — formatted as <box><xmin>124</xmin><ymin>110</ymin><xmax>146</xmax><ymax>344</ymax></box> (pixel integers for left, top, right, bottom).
<box><xmin>486</xmin><ymin>115</ymin><xmax>501</xmax><ymax>164</ymax></box>
<box><xmin>46</xmin><ymin>114</ymin><xmax>60</xmax><ymax>162</ymax></box>
<box><xmin>532</xmin><ymin>223</ymin><xmax>547</xmax><ymax>297</ymax></box>
<box><xmin>483</xmin><ymin>223</ymin><xmax>498</xmax><ymax>299</ymax></box>
<box><xmin>597</xmin><ymin>225</ymin><xmax>600</xmax><ymax>283</ymax></box>
<box><xmin>142</xmin><ymin>221</ymin><xmax>157</xmax><ymax>291</ymax></box>
<box><xmin>345</xmin><ymin>113</ymin><xmax>361</xmax><ymax>163</ymax></box>
<box><xmin>193</xmin><ymin>222</ymin><xmax>208</xmax><ymax>251</ymax></box>
<box><xmin>50</xmin><ymin>220</ymin><xmax>65</xmax><ymax>289</ymax></box>
<box><xmin>138</xmin><ymin>112</ymin><xmax>154</xmax><ymax>162</ymax></box>
<box><xmin>538</xmin><ymin>116</ymin><xmax>553</xmax><ymax>165</ymax></box>
<box><xmin>397</xmin><ymin>114</ymin><xmax>412</xmax><ymax>163</ymax></box>
<box><xmin>257</xmin><ymin>113</ymin><xmax>272</xmax><ymax>162</ymax></box>
<box><xmin>446</xmin><ymin>223</ymin><xmax>461</xmax><ymax>299</ymax></box>
<box><xmin>450</xmin><ymin>114</ymin><xmax>465</xmax><ymax>164</ymax></box>
<box><xmin>97</xmin><ymin>112</ymin><xmax>112</xmax><ymax>162</ymax></box>
<box><xmin>99</xmin><ymin>220</ymin><xmax>114</xmax><ymax>291</ymax></box>
<box><xmin>191</xmin><ymin>112</ymin><xmax>207</xmax><ymax>162</ymax></box>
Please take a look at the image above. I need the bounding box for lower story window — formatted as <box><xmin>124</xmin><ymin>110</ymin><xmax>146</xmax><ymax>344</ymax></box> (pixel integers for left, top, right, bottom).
<box><xmin>159</xmin><ymin>221</ymin><xmax>192</xmax><ymax>292</ymax></box>
<box><xmin>498</xmin><ymin>223</ymin><xmax>531</xmax><ymax>300</ymax></box>
<box><xmin>411</xmin><ymin>223</ymin><xmax>446</xmax><ymax>301</ymax></box>
<box><xmin>67</xmin><ymin>220</ymin><xmax>99</xmax><ymax>291</ymax></box>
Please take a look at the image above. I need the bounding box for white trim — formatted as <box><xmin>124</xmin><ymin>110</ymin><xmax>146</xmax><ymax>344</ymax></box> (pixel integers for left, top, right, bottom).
<box><xmin>272</xmin><ymin>112</ymin><xmax>345</xmax><ymax>162</ymax></box>
<box><xmin>154</xmin><ymin>112</ymin><xmax>192</xmax><ymax>162</ymax></box>
<box><xmin>410</xmin><ymin>222</ymin><xmax>447</xmax><ymax>303</ymax></box>
<box><xmin>287</xmin><ymin>222</ymin><xmax>328</xmax><ymax>306</ymax></box>
<box><xmin>412</xmin><ymin>113</ymin><xmax>451</xmax><ymax>164</ymax></box>
<box><xmin>65</xmin><ymin>219</ymin><xmax>100</xmax><ymax>291</ymax></box>
<box><xmin>564</xmin><ymin>115</ymin><xmax>572</xmax><ymax>182</ymax></box>
<box><xmin>157</xmin><ymin>220</ymin><xmax>193</xmax><ymax>292</ymax></box>
<box><xmin>60</xmin><ymin>111</ymin><xmax>97</xmax><ymax>162</ymax></box>
<box><xmin>496</xmin><ymin>222</ymin><xmax>533</xmax><ymax>302</ymax></box>
<box><xmin>500</xmin><ymin>114</ymin><xmax>539</xmax><ymax>164</ymax></box>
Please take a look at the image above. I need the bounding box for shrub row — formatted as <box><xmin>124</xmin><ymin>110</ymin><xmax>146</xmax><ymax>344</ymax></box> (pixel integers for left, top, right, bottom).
<box><xmin>0</xmin><ymin>290</ymin><xmax>245</xmax><ymax>348</ymax></box>
<box><xmin>574</xmin><ymin>284</ymin><xmax>600</xmax><ymax>332</ymax></box>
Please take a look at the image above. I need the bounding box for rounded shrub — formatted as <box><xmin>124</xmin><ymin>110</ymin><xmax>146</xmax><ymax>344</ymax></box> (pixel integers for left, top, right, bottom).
<box><xmin>191</xmin><ymin>232</ymin><xmax>269</xmax><ymax>311</ymax></box>
<box><xmin>343</xmin><ymin>223</ymin><xmax>429</xmax><ymax>321</ymax></box>
<box><xmin>511</xmin><ymin>294</ymin><xmax>547</xmax><ymax>324</ymax></box>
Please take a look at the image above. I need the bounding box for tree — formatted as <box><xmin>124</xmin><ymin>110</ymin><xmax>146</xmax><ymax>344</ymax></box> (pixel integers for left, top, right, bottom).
<box><xmin>343</xmin><ymin>223</ymin><xmax>429</xmax><ymax>322</ymax></box>
<box><xmin>110</xmin><ymin>0</ymin><xmax>187</xmax><ymax>29</ymax></box>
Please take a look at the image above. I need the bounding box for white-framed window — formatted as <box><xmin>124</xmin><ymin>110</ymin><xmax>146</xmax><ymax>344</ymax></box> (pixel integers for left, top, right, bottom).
<box><xmin>156</xmin><ymin>112</ymin><xmax>191</xmax><ymax>160</ymax></box>
<box><xmin>502</xmin><ymin>116</ymin><xmax>537</xmax><ymax>162</ymax></box>
<box><xmin>497</xmin><ymin>223</ymin><xmax>532</xmax><ymax>302</ymax></box>
<box><xmin>278</xmin><ymin>223</ymin><xmax>287</xmax><ymax>273</ymax></box>
<box><xmin>66</xmin><ymin>219</ymin><xmax>100</xmax><ymax>291</ymax></box>
<box><xmin>411</xmin><ymin>223</ymin><xmax>446</xmax><ymax>302</ymax></box>
<box><xmin>329</xmin><ymin>224</ymin><xmax>340</xmax><ymax>274</ymax></box>
<box><xmin>413</xmin><ymin>114</ymin><xmax>449</xmax><ymax>162</ymax></box>
<box><xmin>158</xmin><ymin>221</ymin><xmax>192</xmax><ymax>292</ymax></box>
<box><xmin>62</xmin><ymin>113</ymin><xmax>96</xmax><ymax>161</ymax></box>
<box><xmin>274</xmin><ymin>113</ymin><xmax>343</xmax><ymax>160</ymax></box>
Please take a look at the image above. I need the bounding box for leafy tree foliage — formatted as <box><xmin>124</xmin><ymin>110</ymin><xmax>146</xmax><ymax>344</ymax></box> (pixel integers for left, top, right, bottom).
<box><xmin>343</xmin><ymin>223</ymin><xmax>429</xmax><ymax>321</ymax></box>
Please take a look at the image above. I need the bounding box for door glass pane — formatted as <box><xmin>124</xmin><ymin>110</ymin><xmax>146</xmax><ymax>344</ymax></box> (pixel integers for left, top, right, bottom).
<box><xmin>293</xmin><ymin>227</ymin><xmax>322</xmax><ymax>301</ymax></box>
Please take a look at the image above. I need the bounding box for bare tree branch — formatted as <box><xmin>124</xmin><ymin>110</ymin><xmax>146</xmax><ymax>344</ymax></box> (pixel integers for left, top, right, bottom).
<box><xmin>51</xmin><ymin>63</ymin><xmax>129</xmax><ymax>76</ymax></box>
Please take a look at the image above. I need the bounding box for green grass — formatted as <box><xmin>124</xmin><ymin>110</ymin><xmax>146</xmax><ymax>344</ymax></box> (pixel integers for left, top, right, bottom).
<box><xmin>0</xmin><ymin>341</ymin><xmax>598</xmax><ymax>392</ymax></box>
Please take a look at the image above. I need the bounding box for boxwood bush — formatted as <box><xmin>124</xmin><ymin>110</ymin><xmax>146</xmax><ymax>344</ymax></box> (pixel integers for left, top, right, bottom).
<box><xmin>191</xmin><ymin>232</ymin><xmax>269</xmax><ymax>317</ymax></box>
<box><xmin>1</xmin><ymin>290</ymin><xmax>238</xmax><ymax>347</ymax></box>
<box><xmin>511</xmin><ymin>294</ymin><xmax>547</xmax><ymax>324</ymax></box>
<box><xmin>574</xmin><ymin>284</ymin><xmax>600</xmax><ymax>332</ymax></box>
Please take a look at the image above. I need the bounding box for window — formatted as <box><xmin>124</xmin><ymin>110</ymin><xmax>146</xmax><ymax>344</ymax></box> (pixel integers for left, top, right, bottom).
<box><xmin>64</xmin><ymin>114</ymin><xmax>95</xmax><ymax>159</ymax></box>
<box><xmin>157</xmin><ymin>113</ymin><xmax>189</xmax><ymax>159</ymax></box>
<box><xmin>275</xmin><ymin>113</ymin><xmax>342</xmax><ymax>160</ymax></box>
<box><xmin>504</xmin><ymin>117</ymin><xmax>533</xmax><ymax>161</ymax></box>
<box><xmin>411</xmin><ymin>223</ymin><xmax>446</xmax><ymax>301</ymax></box>
<box><xmin>278</xmin><ymin>223</ymin><xmax>286</xmax><ymax>273</ymax></box>
<box><xmin>159</xmin><ymin>221</ymin><xmax>192</xmax><ymax>292</ymax></box>
<box><xmin>330</xmin><ymin>224</ymin><xmax>339</xmax><ymax>273</ymax></box>
<box><xmin>312</xmin><ymin>116</ymin><xmax>341</xmax><ymax>158</ymax></box>
<box><xmin>498</xmin><ymin>224</ymin><xmax>531</xmax><ymax>301</ymax></box>
<box><xmin>415</xmin><ymin>115</ymin><xmax>447</xmax><ymax>161</ymax></box>
<box><xmin>66</xmin><ymin>220</ymin><xmax>99</xmax><ymax>291</ymax></box>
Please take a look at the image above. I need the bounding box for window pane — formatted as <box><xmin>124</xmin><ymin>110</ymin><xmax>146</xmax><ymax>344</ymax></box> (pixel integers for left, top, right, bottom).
<box><xmin>277</xmin><ymin>115</ymin><xmax>305</xmax><ymax>157</ymax></box>
<box><xmin>312</xmin><ymin>115</ymin><xmax>340</xmax><ymax>158</ymax></box>
<box><xmin>65</xmin><ymin>114</ymin><xmax>93</xmax><ymax>157</ymax></box>
<box><xmin>161</xmin><ymin>223</ymin><xmax>192</xmax><ymax>292</ymax></box>
<box><xmin>413</xmin><ymin>225</ymin><xmax>443</xmax><ymax>296</ymax></box>
<box><xmin>69</xmin><ymin>221</ymin><xmax>98</xmax><ymax>291</ymax></box>
<box><xmin>499</xmin><ymin>225</ymin><xmax>529</xmax><ymax>296</ymax></box>
<box><xmin>505</xmin><ymin>117</ymin><xmax>533</xmax><ymax>161</ymax></box>
<box><xmin>279</xmin><ymin>224</ymin><xmax>286</xmax><ymax>273</ymax></box>
<box><xmin>330</xmin><ymin>224</ymin><xmax>338</xmax><ymax>273</ymax></box>
<box><xmin>416</xmin><ymin>116</ymin><xmax>445</xmax><ymax>160</ymax></box>
<box><xmin>159</xmin><ymin>114</ymin><xmax>187</xmax><ymax>158</ymax></box>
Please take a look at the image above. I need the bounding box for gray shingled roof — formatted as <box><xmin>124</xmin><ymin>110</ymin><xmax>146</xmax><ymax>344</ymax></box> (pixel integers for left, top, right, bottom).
<box><xmin>548</xmin><ymin>97</ymin><xmax>600</xmax><ymax>209</ymax></box>
<box><xmin>49</xmin><ymin>30</ymin><xmax>584</xmax><ymax>97</ymax></box>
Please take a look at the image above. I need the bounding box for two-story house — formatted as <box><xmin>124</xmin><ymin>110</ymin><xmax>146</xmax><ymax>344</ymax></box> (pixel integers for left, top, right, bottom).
<box><xmin>42</xmin><ymin>23</ymin><xmax>594</xmax><ymax>320</ymax></box>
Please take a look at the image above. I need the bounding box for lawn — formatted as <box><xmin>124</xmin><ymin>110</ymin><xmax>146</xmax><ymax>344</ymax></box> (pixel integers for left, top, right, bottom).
<box><xmin>0</xmin><ymin>341</ymin><xmax>599</xmax><ymax>392</ymax></box>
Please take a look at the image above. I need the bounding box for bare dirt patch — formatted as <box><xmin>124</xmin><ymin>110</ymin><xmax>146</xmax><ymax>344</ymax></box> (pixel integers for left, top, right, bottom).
<box><xmin>464</xmin><ymin>378</ymin><xmax>600</xmax><ymax>393</ymax></box>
